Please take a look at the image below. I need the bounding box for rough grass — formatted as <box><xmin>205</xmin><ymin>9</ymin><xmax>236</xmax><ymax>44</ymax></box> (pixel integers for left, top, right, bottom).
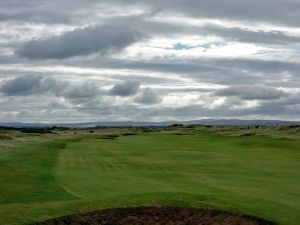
<box><xmin>0</xmin><ymin>134</ymin><xmax>13</xmax><ymax>140</ymax></box>
<box><xmin>0</xmin><ymin>127</ymin><xmax>299</xmax><ymax>225</ymax></box>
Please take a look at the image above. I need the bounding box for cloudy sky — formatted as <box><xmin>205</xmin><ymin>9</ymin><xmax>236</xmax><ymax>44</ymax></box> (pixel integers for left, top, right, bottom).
<box><xmin>0</xmin><ymin>0</ymin><xmax>300</xmax><ymax>123</ymax></box>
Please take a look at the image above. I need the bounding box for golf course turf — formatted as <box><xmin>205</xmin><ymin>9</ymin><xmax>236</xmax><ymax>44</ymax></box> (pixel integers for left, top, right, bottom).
<box><xmin>0</xmin><ymin>126</ymin><xmax>299</xmax><ymax>225</ymax></box>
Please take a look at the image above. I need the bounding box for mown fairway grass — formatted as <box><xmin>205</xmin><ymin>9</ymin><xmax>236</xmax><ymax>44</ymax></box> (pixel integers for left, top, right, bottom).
<box><xmin>0</xmin><ymin>128</ymin><xmax>299</xmax><ymax>225</ymax></box>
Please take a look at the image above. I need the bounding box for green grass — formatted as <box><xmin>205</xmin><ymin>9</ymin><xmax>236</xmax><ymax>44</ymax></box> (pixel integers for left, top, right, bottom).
<box><xmin>0</xmin><ymin>128</ymin><xmax>299</xmax><ymax>225</ymax></box>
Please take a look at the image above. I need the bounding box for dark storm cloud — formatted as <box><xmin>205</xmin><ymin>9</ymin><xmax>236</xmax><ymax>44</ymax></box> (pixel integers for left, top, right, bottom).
<box><xmin>16</xmin><ymin>24</ymin><xmax>142</xmax><ymax>59</ymax></box>
<box><xmin>0</xmin><ymin>75</ymin><xmax>64</xmax><ymax>95</ymax></box>
<box><xmin>0</xmin><ymin>75</ymin><xmax>148</xmax><ymax>101</ymax></box>
<box><xmin>61</xmin><ymin>82</ymin><xmax>102</xmax><ymax>99</ymax></box>
<box><xmin>0</xmin><ymin>75</ymin><xmax>101</xmax><ymax>99</ymax></box>
<box><xmin>135</xmin><ymin>88</ymin><xmax>162</xmax><ymax>104</ymax></box>
<box><xmin>215</xmin><ymin>85</ymin><xmax>287</xmax><ymax>100</ymax></box>
<box><xmin>110</xmin><ymin>80</ymin><xmax>141</xmax><ymax>96</ymax></box>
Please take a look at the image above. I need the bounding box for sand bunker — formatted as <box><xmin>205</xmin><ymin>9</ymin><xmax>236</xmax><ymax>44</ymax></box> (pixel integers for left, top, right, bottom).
<box><xmin>36</xmin><ymin>206</ymin><xmax>275</xmax><ymax>225</ymax></box>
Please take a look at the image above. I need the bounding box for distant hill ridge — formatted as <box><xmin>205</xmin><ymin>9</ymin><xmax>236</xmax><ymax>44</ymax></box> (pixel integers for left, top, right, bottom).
<box><xmin>0</xmin><ymin>119</ymin><xmax>299</xmax><ymax>128</ymax></box>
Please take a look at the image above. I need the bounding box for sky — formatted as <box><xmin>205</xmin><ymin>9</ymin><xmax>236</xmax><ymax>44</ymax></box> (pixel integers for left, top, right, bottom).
<box><xmin>0</xmin><ymin>0</ymin><xmax>300</xmax><ymax>123</ymax></box>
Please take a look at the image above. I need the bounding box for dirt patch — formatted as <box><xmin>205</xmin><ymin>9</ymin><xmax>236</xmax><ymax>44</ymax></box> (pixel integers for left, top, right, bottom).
<box><xmin>239</xmin><ymin>132</ymin><xmax>256</xmax><ymax>137</ymax></box>
<box><xmin>122</xmin><ymin>132</ymin><xmax>138</xmax><ymax>136</ymax></box>
<box><xmin>97</xmin><ymin>134</ymin><xmax>119</xmax><ymax>140</ymax></box>
<box><xmin>35</xmin><ymin>206</ymin><xmax>275</xmax><ymax>225</ymax></box>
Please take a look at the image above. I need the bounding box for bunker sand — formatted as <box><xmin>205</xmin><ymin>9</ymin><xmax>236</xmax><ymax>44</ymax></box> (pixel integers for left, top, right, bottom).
<box><xmin>36</xmin><ymin>206</ymin><xmax>275</xmax><ymax>225</ymax></box>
